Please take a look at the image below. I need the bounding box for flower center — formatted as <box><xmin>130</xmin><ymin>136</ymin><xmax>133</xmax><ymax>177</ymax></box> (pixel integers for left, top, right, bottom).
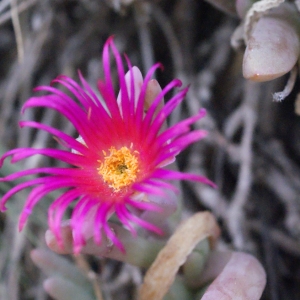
<box><xmin>98</xmin><ymin>146</ymin><xmax>139</xmax><ymax>192</ymax></box>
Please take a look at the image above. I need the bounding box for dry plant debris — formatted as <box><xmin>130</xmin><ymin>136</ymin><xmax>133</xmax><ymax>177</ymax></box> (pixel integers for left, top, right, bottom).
<box><xmin>139</xmin><ymin>212</ymin><xmax>220</xmax><ymax>300</ymax></box>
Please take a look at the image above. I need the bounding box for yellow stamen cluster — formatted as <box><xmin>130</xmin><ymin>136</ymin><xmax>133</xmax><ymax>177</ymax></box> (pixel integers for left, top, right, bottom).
<box><xmin>98</xmin><ymin>146</ymin><xmax>139</xmax><ymax>192</ymax></box>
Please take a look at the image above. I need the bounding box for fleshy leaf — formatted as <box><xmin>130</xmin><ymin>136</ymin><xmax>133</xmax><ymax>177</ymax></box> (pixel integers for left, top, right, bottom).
<box><xmin>200</xmin><ymin>252</ymin><xmax>266</xmax><ymax>300</ymax></box>
<box><xmin>43</xmin><ymin>277</ymin><xmax>94</xmax><ymax>300</ymax></box>
<box><xmin>243</xmin><ymin>3</ymin><xmax>300</xmax><ymax>82</ymax></box>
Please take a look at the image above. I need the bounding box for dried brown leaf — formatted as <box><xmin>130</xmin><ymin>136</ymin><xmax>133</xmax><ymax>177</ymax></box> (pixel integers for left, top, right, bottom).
<box><xmin>138</xmin><ymin>212</ymin><xmax>220</xmax><ymax>300</ymax></box>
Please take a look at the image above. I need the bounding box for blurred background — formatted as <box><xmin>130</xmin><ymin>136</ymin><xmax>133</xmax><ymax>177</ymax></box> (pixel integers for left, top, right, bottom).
<box><xmin>0</xmin><ymin>0</ymin><xmax>300</xmax><ymax>299</ymax></box>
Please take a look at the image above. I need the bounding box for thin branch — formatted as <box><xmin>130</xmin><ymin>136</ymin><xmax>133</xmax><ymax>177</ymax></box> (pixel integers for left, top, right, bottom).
<box><xmin>10</xmin><ymin>0</ymin><xmax>24</xmax><ymax>63</ymax></box>
<box><xmin>273</xmin><ymin>65</ymin><xmax>298</xmax><ymax>102</ymax></box>
<box><xmin>73</xmin><ymin>255</ymin><xmax>105</xmax><ymax>300</ymax></box>
<box><xmin>226</xmin><ymin>81</ymin><xmax>259</xmax><ymax>249</ymax></box>
<box><xmin>0</xmin><ymin>0</ymin><xmax>37</xmax><ymax>25</ymax></box>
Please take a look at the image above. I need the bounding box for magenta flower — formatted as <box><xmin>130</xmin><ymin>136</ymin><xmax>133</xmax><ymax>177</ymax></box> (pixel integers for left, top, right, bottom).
<box><xmin>0</xmin><ymin>37</ymin><xmax>215</xmax><ymax>253</ymax></box>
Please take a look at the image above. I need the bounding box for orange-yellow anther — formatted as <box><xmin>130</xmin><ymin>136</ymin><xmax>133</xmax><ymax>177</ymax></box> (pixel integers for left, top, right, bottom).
<box><xmin>98</xmin><ymin>146</ymin><xmax>139</xmax><ymax>192</ymax></box>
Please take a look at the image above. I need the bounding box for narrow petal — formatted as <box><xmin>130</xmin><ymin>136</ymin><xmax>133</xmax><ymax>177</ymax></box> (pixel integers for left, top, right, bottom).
<box><xmin>135</xmin><ymin>63</ymin><xmax>162</xmax><ymax>125</ymax></box>
<box><xmin>19</xmin><ymin>180</ymin><xmax>75</xmax><ymax>231</ymax></box>
<box><xmin>115</xmin><ymin>203</ymin><xmax>137</xmax><ymax>236</ymax></box>
<box><xmin>71</xmin><ymin>197</ymin><xmax>98</xmax><ymax>252</ymax></box>
<box><xmin>93</xmin><ymin>202</ymin><xmax>112</xmax><ymax>246</ymax></box>
<box><xmin>120</xmin><ymin>208</ymin><xmax>163</xmax><ymax>236</ymax></box>
<box><xmin>161</xmin><ymin>130</ymin><xmax>208</xmax><ymax>156</ymax></box>
<box><xmin>0</xmin><ymin>167</ymin><xmax>84</xmax><ymax>182</ymax></box>
<box><xmin>103</xmin><ymin>221</ymin><xmax>125</xmax><ymax>252</ymax></box>
<box><xmin>78</xmin><ymin>71</ymin><xmax>102</xmax><ymax>106</ymax></box>
<box><xmin>100</xmin><ymin>37</ymin><xmax>123</xmax><ymax>122</ymax></box>
<box><xmin>156</xmin><ymin>109</ymin><xmax>206</xmax><ymax>145</ymax></box>
<box><xmin>19</xmin><ymin>121</ymin><xmax>89</xmax><ymax>155</ymax></box>
<box><xmin>133</xmin><ymin>183</ymin><xmax>168</xmax><ymax>198</ymax></box>
<box><xmin>0</xmin><ymin>178</ymin><xmax>50</xmax><ymax>211</ymax></box>
<box><xmin>151</xmin><ymin>169</ymin><xmax>217</xmax><ymax>188</ymax></box>
<box><xmin>23</xmin><ymin>179</ymin><xmax>77</xmax><ymax>211</ymax></box>
<box><xmin>110</xmin><ymin>40</ymin><xmax>131</xmax><ymax>120</ymax></box>
<box><xmin>23</xmin><ymin>95</ymin><xmax>112</xmax><ymax>151</ymax></box>
<box><xmin>144</xmin><ymin>87</ymin><xmax>189</xmax><ymax>141</ymax></box>
<box><xmin>8</xmin><ymin>148</ymin><xmax>86</xmax><ymax>167</ymax></box>
<box><xmin>127</xmin><ymin>198</ymin><xmax>163</xmax><ymax>212</ymax></box>
<box><xmin>48</xmin><ymin>189</ymin><xmax>81</xmax><ymax>247</ymax></box>
<box><xmin>142</xmin><ymin>79</ymin><xmax>182</xmax><ymax>134</ymax></box>
<box><xmin>52</xmin><ymin>76</ymin><xmax>92</xmax><ymax>110</ymax></box>
<box><xmin>141</xmin><ymin>178</ymin><xmax>179</xmax><ymax>194</ymax></box>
